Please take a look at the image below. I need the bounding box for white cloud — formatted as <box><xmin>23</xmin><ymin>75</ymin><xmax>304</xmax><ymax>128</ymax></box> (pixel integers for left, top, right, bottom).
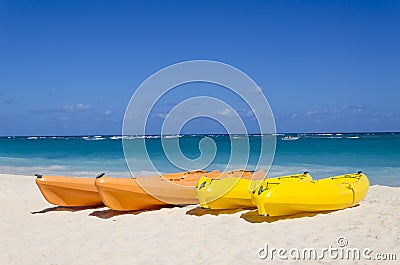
<box><xmin>291</xmin><ymin>113</ymin><xmax>298</xmax><ymax>119</ymax></box>
<box><xmin>306</xmin><ymin>110</ymin><xmax>319</xmax><ymax>116</ymax></box>
<box><xmin>64</xmin><ymin>104</ymin><xmax>90</xmax><ymax>111</ymax></box>
<box><xmin>104</xmin><ymin>110</ymin><xmax>112</xmax><ymax>116</ymax></box>
<box><xmin>306</xmin><ymin>110</ymin><xmax>328</xmax><ymax>116</ymax></box>
<box><xmin>218</xmin><ymin>108</ymin><xmax>233</xmax><ymax>116</ymax></box>
<box><xmin>245</xmin><ymin>110</ymin><xmax>253</xmax><ymax>117</ymax></box>
<box><xmin>157</xmin><ymin>112</ymin><xmax>167</xmax><ymax>118</ymax></box>
<box><xmin>342</xmin><ymin>104</ymin><xmax>364</xmax><ymax>114</ymax></box>
<box><xmin>383</xmin><ymin>112</ymin><xmax>394</xmax><ymax>118</ymax></box>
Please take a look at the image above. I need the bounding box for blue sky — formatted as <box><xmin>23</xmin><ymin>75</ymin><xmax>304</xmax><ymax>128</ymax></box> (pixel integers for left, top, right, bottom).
<box><xmin>0</xmin><ymin>0</ymin><xmax>399</xmax><ymax>136</ymax></box>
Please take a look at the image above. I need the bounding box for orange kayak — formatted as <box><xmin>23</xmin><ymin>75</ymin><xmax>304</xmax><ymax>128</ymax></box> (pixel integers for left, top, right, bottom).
<box><xmin>95</xmin><ymin>170</ymin><xmax>221</xmax><ymax>211</ymax></box>
<box><xmin>35</xmin><ymin>174</ymin><xmax>104</xmax><ymax>207</ymax></box>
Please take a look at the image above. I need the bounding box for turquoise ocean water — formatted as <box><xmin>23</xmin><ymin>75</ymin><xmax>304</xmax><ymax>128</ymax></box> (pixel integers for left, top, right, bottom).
<box><xmin>0</xmin><ymin>133</ymin><xmax>399</xmax><ymax>186</ymax></box>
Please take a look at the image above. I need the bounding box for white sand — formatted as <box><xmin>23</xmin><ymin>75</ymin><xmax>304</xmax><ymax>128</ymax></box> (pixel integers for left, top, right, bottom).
<box><xmin>0</xmin><ymin>174</ymin><xmax>399</xmax><ymax>265</ymax></box>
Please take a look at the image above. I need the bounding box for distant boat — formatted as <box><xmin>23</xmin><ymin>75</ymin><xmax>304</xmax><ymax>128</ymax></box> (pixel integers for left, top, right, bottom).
<box><xmin>346</xmin><ymin>136</ymin><xmax>360</xmax><ymax>139</ymax></box>
<box><xmin>282</xmin><ymin>135</ymin><xmax>300</xmax><ymax>141</ymax></box>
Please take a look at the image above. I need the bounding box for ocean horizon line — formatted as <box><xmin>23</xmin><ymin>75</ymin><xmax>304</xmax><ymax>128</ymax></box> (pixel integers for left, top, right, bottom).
<box><xmin>1</xmin><ymin>131</ymin><xmax>399</xmax><ymax>138</ymax></box>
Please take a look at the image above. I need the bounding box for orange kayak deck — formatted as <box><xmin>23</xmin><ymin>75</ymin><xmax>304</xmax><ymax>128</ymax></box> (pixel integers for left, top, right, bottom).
<box><xmin>95</xmin><ymin>170</ymin><xmax>220</xmax><ymax>211</ymax></box>
<box><xmin>35</xmin><ymin>175</ymin><xmax>103</xmax><ymax>207</ymax></box>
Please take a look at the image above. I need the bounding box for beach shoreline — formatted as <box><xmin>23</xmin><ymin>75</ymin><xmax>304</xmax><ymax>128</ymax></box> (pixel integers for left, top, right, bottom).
<box><xmin>1</xmin><ymin>173</ymin><xmax>399</xmax><ymax>264</ymax></box>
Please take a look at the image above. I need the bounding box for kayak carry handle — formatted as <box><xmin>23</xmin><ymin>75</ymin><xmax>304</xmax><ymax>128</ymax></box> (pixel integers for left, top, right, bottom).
<box><xmin>96</xmin><ymin>172</ymin><xmax>105</xmax><ymax>179</ymax></box>
<box><xmin>258</xmin><ymin>185</ymin><xmax>264</xmax><ymax>195</ymax></box>
<box><xmin>258</xmin><ymin>182</ymin><xmax>280</xmax><ymax>195</ymax></box>
<box><xmin>186</xmin><ymin>169</ymin><xmax>207</xmax><ymax>174</ymax></box>
<box><xmin>198</xmin><ymin>181</ymin><xmax>207</xmax><ymax>190</ymax></box>
<box><xmin>35</xmin><ymin>174</ymin><xmax>42</xmax><ymax>178</ymax></box>
<box><xmin>229</xmin><ymin>169</ymin><xmax>254</xmax><ymax>174</ymax></box>
<box><xmin>357</xmin><ymin>171</ymin><xmax>362</xmax><ymax>174</ymax></box>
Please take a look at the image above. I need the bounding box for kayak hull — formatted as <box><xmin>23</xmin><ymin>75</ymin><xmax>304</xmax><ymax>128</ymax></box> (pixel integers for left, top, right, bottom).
<box><xmin>35</xmin><ymin>175</ymin><xmax>103</xmax><ymax>207</ymax></box>
<box><xmin>197</xmin><ymin>177</ymin><xmax>255</xmax><ymax>210</ymax></box>
<box><xmin>95</xmin><ymin>177</ymin><xmax>168</xmax><ymax>211</ymax></box>
<box><xmin>95</xmin><ymin>170</ymin><xmax>220</xmax><ymax>211</ymax></box>
<box><xmin>197</xmin><ymin>171</ymin><xmax>312</xmax><ymax>210</ymax></box>
<box><xmin>252</xmin><ymin>172</ymin><xmax>369</xmax><ymax>216</ymax></box>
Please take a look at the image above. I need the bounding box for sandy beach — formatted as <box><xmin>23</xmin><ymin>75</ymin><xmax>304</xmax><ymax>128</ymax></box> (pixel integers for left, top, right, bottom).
<box><xmin>1</xmin><ymin>173</ymin><xmax>399</xmax><ymax>264</ymax></box>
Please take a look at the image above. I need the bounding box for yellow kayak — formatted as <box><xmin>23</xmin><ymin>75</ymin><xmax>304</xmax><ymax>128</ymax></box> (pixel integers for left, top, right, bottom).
<box><xmin>196</xmin><ymin>171</ymin><xmax>312</xmax><ymax>210</ymax></box>
<box><xmin>35</xmin><ymin>174</ymin><xmax>103</xmax><ymax>207</ymax></box>
<box><xmin>252</xmin><ymin>171</ymin><xmax>369</xmax><ymax>216</ymax></box>
<box><xmin>196</xmin><ymin>170</ymin><xmax>261</xmax><ymax>209</ymax></box>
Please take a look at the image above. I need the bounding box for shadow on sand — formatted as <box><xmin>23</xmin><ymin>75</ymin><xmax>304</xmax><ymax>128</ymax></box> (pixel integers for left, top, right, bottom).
<box><xmin>89</xmin><ymin>205</ymin><xmax>184</xmax><ymax>219</ymax></box>
<box><xmin>186</xmin><ymin>206</ymin><xmax>256</xmax><ymax>216</ymax></box>
<box><xmin>240</xmin><ymin>205</ymin><xmax>360</xmax><ymax>223</ymax></box>
<box><xmin>239</xmin><ymin>210</ymin><xmax>333</xmax><ymax>223</ymax></box>
<box><xmin>31</xmin><ymin>205</ymin><xmax>104</xmax><ymax>214</ymax></box>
